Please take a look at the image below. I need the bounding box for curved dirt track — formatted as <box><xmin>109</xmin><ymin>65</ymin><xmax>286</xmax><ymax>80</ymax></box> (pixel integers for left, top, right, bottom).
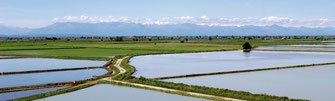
<box><xmin>102</xmin><ymin>56</ymin><xmax>245</xmax><ymax>101</ymax></box>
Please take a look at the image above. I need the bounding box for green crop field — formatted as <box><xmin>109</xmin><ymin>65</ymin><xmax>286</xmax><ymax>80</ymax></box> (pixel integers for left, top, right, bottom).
<box><xmin>0</xmin><ymin>38</ymin><xmax>326</xmax><ymax>60</ymax></box>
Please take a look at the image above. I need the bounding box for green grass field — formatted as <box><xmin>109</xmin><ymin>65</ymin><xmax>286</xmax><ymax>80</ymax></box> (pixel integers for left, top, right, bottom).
<box><xmin>0</xmin><ymin>38</ymin><xmax>325</xmax><ymax>60</ymax></box>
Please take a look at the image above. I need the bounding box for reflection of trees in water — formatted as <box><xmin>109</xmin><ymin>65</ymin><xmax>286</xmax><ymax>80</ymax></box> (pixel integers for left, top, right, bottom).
<box><xmin>243</xmin><ymin>52</ymin><xmax>250</xmax><ymax>58</ymax></box>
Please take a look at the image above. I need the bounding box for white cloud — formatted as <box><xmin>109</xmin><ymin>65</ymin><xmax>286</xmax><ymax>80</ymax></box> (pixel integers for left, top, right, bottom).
<box><xmin>52</xmin><ymin>16</ymin><xmax>335</xmax><ymax>28</ymax></box>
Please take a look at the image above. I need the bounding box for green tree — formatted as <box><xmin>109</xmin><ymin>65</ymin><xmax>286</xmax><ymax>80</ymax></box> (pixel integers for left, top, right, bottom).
<box><xmin>242</xmin><ymin>42</ymin><xmax>252</xmax><ymax>49</ymax></box>
<box><xmin>115</xmin><ymin>37</ymin><xmax>123</xmax><ymax>41</ymax></box>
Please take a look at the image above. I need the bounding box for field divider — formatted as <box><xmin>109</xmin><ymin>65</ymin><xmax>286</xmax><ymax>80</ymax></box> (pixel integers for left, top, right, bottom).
<box><xmin>151</xmin><ymin>62</ymin><xmax>335</xmax><ymax>80</ymax></box>
<box><xmin>0</xmin><ymin>82</ymin><xmax>74</xmax><ymax>93</ymax></box>
<box><xmin>101</xmin><ymin>80</ymin><xmax>245</xmax><ymax>101</ymax></box>
<box><xmin>0</xmin><ymin>56</ymin><xmax>26</xmax><ymax>59</ymax></box>
<box><xmin>1</xmin><ymin>66</ymin><xmax>104</xmax><ymax>75</ymax></box>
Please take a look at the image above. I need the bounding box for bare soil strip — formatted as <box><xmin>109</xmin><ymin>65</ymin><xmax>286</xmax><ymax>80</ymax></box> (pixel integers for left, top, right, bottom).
<box><xmin>1</xmin><ymin>66</ymin><xmax>104</xmax><ymax>75</ymax></box>
<box><xmin>115</xmin><ymin>56</ymin><xmax>128</xmax><ymax>75</ymax></box>
<box><xmin>151</xmin><ymin>62</ymin><xmax>335</xmax><ymax>80</ymax></box>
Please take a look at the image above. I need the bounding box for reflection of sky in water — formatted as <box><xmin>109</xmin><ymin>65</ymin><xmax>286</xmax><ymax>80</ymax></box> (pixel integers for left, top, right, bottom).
<box><xmin>0</xmin><ymin>58</ymin><xmax>106</xmax><ymax>72</ymax></box>
<box><xmin>0</xmin><ymin>69</ymin><xmax>106</xmax><ymax>88</ymax></box>
<box><xmin>131</xmin><ymin>50</ymin><xmax>335</xmax><ymax>78</ymax></box>
<box><xmin>39</xmin><ymin>84</ymin><xmax>206</xmax><ymax>101</ymax></box>
<box><xmin>256</xmin><ymin>44</ymin><xmax>335</xmax><ymax>51</ymax></box>
<box><xmin>0</xmin><ymin>86</ymin><xmax>67</xmax><ymax>101</ymax></box>
<box><xmin>165</xmin><ymin>65</ymin><xmax>335</xmax><ymax>101</ymax></box>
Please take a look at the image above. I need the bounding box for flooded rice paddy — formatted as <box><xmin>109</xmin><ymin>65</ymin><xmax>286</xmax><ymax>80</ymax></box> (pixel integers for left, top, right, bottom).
<box><xmin>0</xmin><ymin>58</ymin><xmax>108</xmax><ymax>100</ymax></box>
<box><xmin>130</xmin><ymin>50</ymin><xmax>335</xmax><ymax>78</ymax></box>
<box><xmin>38</xmin><ymin>84</ymin><xmax>207</xmax><ymax>101</ymax></box>
<box><xmin>165</xmin><ymin>65</ymin><xmax>335</xmax><ymax>101</ymax></box>
<box><xmin>256</xmin><ymin>43</ymin><xmax>335</xmax><ymax>51</ymax></box>
<box><xmin>0</xmin><ymin>58</ymin><xmax>106</xmax><ymax>72</ymax></box>
<box><xmin>0</xmin><ymin>69</ymin><xmax>106</xmax><ymax>88</ymax></box>
<box><xmin>0</xmin><ymin>86</ymin><xmax>67</xmax><ymax>101</ymax></box>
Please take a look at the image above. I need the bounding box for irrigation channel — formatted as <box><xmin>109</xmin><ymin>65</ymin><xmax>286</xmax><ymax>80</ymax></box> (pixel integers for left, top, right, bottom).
<box><xmin>0</xmin><ymin>57</ymin><xmax>112</xmax><ymax>100</ymax></box>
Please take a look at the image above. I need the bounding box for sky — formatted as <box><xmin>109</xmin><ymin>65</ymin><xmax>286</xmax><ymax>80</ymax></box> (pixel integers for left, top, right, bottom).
<box><xmin>0</xmin><ymin>0</ymin><xmax>335</xmax><ymax>28</ymax></box>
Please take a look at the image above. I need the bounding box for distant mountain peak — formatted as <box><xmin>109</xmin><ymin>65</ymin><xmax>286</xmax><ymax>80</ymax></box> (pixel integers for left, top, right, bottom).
<box><xmin>1</xmin><ymin>22</ymin><xmax>335</xmax><ymax>37</ymax></box>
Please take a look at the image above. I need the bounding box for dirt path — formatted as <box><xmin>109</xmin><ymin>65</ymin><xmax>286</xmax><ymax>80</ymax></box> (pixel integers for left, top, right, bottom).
<box><xmin>115</xmin><ymin>56</ymin><xmax>128</xmax><ymax>75</ymax></box>
<box><xmin>102</xmin><ymin>56</ymin><xmax>245</xmax><ymax>101</ymax></box>
<box><xmin>104</xmin><ymin>79</ymin><xmax>244</xmax><ymax>101</ymax></box>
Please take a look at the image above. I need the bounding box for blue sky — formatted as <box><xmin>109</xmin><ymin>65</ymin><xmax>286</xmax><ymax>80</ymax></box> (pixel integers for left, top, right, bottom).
<box><xmin>1</xmin><ymin>0</ymin><xmax>335</xmax><ymax>28</ymax></box>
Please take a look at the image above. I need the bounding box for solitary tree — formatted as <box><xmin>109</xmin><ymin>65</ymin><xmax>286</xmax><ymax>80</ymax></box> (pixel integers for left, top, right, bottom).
<box><xmin>242</xmin><ymin>42</ymin><xmax>252</xmax><ymax>52</ymax></box>
<box><xmin>115</xmin><ymin>37</ymin><xmax>123</xmax><ymax>41</ymax></box>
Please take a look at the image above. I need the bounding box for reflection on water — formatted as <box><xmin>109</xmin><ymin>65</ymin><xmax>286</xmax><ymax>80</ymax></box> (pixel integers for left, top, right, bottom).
<box><xmin>0</xmin><ymin>86</ymin><xmax>67</xmax><ymax>101</ymax></box>
<box><xmin>0</xmin><ymin>58</ymin><xmax>106</xmax><ymax>72</ymax></box>
<box><xmin>0</xmin><ymin>56</ymin><xmax>11</xmax><ymax>58</ymax></box>
<box><xmin>242</xmin><ymin>52</ymin><xmax>250</xmax><ymax>58</ymax></box>
<box><xmin>131</xmin><ymin>50</ymin><xmax>335</xmax><ymax>78</ymax></box>
<box><xmin>0</xmin><ymin>69</ymin><xmax>106</xmax><ymax>88</ymax></box>
<box><xmin>39</xmin><ymin>84</ymin><xmax>207</xmax><ymax>101</ymax></box>
<box><xmin>256</xmin><ymin>44</ymin><xmax>335</xmax><ymax>51</ymax></box>
<box><xmin>165</xmin><ymin>65</ymin><xmax>335</xmax><ymax>101</ymax></box>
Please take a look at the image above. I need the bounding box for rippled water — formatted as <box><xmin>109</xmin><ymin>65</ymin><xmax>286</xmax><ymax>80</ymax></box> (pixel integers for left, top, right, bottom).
<box><xmin>130</xmin><ymin>50</ymin><xmax>335</xmax><ymax>78</ymax></box>
<box><xmin>0</xmin><ymin>58</ymin><xmax>106</xmax><ymax>72</ymax></box>
<box><xmin>165</xmin><ymin>65</ymin><xmax>335</xmax><ymax>101</ymax></box>
<box><xmin>38</xmin><ymin>84</ymin><xmax>207</xmax><ymax>101</ymax></box>
<box><xmin>0</xmin><ymin>69</ymin><xmax>106</xmax><ymax>88</ymax></box>
<box><xmin>0</xmin><ymin>86</ymin><xmax>67</xmax><ymax>101</ymax></box>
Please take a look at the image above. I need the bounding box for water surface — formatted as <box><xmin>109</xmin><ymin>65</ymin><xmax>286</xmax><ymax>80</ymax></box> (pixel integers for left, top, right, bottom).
<box><xmin>0</xmin><ymin>69</ymin><xmax>106</xmax><ymax>88</ymax></box>
<box><xmin>39</xmin><ymin>84</ymin><xmax>207</xmax><ymax>101</ymax></box>
<box><xmin>165</xmin><ymin>65</ymin><xmax>335</xmax><ymax>101</ymax></box>
<box><xmin>256</xmin><ymin>44</ymin><xmax>335</xmax><ymax>51</ymax></box>
<box><xmin>0</xmin><ymin>56</ymin><xmax>12</xmax><ymax>58</ymax></box>
<box><xmin>130</xmin><ymin>50</ymin><xmax>335</xmax><ymax>78</ymax></box>
<box><xmin>0</xmin><ymin>86</ymin><xmax>66</xmax><ymax>101</ymax></box>
<box><xmin>0</xmin><ymin>58</ymin><xmax>106</xmax><ymax>72</ymax></box>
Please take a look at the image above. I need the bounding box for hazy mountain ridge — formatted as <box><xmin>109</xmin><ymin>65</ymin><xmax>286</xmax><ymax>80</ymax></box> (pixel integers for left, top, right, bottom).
<box><xmin>1</xmin><ymin>22</ymin><xmax>335</xmax><ymax>37</ymax></box>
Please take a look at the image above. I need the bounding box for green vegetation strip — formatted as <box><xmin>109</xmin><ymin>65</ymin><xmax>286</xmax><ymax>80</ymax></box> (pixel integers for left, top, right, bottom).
<box><xmin>112</xmin><ymin>76</ymin><xmax>307</xmax><ymax>101</ymax></box>
<box><xmin>152</xmin><ymin>62</ymin><xmax>335</xmax><ymax>80</ymax></box>
<box><xmin>98</xmin><ymin>80</ymin><xmax>226</xmax><ymax>101</ymax></box>
<box><xmin>0</xmin><ymin>47</ymin><xmax>85</xmax><ymax>51</ymax></box>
